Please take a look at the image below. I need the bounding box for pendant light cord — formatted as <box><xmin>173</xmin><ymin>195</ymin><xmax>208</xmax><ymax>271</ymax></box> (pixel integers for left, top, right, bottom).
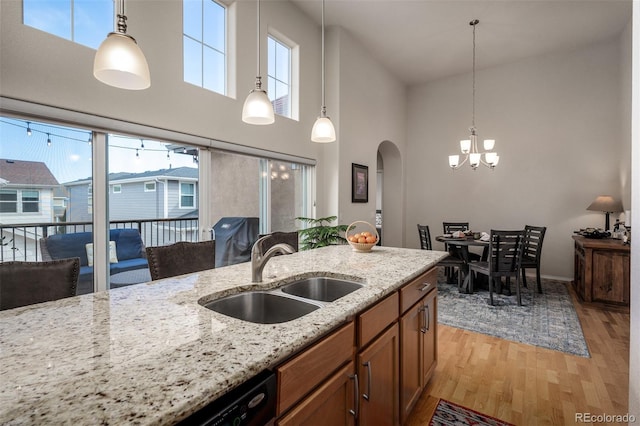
<box><xmin>257</xmin><ymin>0</ymin><xmax>261</xmax><ymax>78</ymax></box>
<box><xmin>321</xmin><ymin>0</ymin><xmax>326</xmax><ymax>111</ymax></box>
<box><xmin>471</xmin><ymin>19</ymin><xmax>477</xmax><ymax>129</ymax></box>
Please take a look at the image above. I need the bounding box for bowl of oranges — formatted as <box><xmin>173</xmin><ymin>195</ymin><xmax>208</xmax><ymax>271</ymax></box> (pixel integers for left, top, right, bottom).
<box><xmin>346</xmin><ymin>221</ymin><xmax>379</xmax><ymax>252</ymax></box>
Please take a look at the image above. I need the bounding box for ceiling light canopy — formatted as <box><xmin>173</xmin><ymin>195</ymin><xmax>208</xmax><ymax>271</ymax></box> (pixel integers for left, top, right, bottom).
<box><xmin>448</xmin><ymin>19</ymin><xmax>498</xmax><ymax>171</ymax></box>
<box><xmin>242</xmin><ymin>0</ymin><xmax>275</xmax><ymax>125</ymax></box>
<box><xmin>93</xmin><ymin>0</ymin><xmax>150</xmax><ymax>90</ymax></box>
<box><xmin>311</xmin><ymin>0</ymin><xmax>336</xmax><ymax>143</ymax></box>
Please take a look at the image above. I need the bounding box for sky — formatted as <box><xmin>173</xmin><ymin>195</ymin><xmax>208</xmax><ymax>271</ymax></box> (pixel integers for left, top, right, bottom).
<box><xmin>0</xmin><ymin>117</ymin><xmax>197</xmax><ymax>184</ymax></box>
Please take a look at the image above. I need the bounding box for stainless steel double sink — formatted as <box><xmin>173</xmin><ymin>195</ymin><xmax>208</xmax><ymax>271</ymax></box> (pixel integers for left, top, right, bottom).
<box><xmin>200</xmin><ymin>276</ymin><xmax>364</xmax><ymax>324</ymax></box>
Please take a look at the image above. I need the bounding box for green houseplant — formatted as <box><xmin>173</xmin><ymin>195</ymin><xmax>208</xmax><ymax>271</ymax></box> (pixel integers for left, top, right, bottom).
<box><xmin>296</xmin><ymin>216</ymin><xmax>348</xmax><ymax>250</ymax></box>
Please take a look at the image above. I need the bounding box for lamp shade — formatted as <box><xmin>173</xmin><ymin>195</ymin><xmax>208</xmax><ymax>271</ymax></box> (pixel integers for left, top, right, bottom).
<box><xmin>93</xmin><ymin>32</ymin><xmax>150</xmax><ymax>90</ymax></box>
<box><xmin>586</xmin><ymin>195</ymin><xmax>623</xmax><ymax>213</ymax></box>
<box><xmin>242</xmin><ymin>89</ymin><xmax>275</xmax><ymax>125</ymax></box>
<box><xmin>311</xmin><ymin>116</ymin><xmax>336</xmax><ymax>142</ymax></box>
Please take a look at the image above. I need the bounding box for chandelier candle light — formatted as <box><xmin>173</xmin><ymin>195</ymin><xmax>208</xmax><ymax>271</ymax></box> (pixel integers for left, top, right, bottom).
<box><xmin>448</xmin><ymin>19</ymin><xmax>499</xmax><ymax>170</ymax></box>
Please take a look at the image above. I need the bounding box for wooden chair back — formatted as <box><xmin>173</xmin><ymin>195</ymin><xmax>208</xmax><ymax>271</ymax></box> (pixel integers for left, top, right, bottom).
<box><xmin>443</xmin><ymin>222</ymin><xmax>470</xmax><ymax>234</ymax></box>
<box><xmin>488</xmin><ymin>230</ymin><xmax>525</xmax><ymax>276</ymax></box>
<box><xmin>417</xmin><ymin>225</ymin><xmax>432</xmax><ymax>250</ymax></box>
<box><xmin>522</xmin><ymin>225</ymin><xmax>546</xmax><ymax>264</ymax></box>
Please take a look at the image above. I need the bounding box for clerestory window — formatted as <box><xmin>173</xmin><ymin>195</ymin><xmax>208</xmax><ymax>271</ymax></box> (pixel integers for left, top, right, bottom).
<box><xmin>268</xmin><ymin>35</ymin><xmax>292</xmax><ymax>118</ymax></box>
<box><xmin>183</xmin><ymin>0</ymin><xmax>226</xmax><ymax>95</ymax></box>
<box><xmin>23</xmin><ymin>0</ymin><xmax>114</xmax><ymax>49</ymax></box>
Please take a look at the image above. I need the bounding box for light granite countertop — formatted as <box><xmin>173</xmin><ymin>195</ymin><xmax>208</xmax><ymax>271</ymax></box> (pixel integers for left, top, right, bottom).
<box><xmin>0</xmin><ymin>245</ymin><xmax>446</xmax><ymax>425</ymax></box>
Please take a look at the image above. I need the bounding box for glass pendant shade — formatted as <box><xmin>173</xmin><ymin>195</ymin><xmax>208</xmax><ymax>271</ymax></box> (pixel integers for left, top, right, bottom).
<box><xmin>470</xmin><ymin>153</ymin><xmax>481</xmax><ymax>167</ymax></box>
<box><xmin>94</xmin><ymin>32</ymin><xmax>150</xmax><ymax>90</ymax></box>
<box><xmin>449</xmin><ymin>155</ymin><xmax>460</xmax><ymax>168</ymax></box>
<box><xmin>311</xmin><ymin>116</ymin><xmax>336</xmax><ymax>143</ymax></box>
<box><xmin>460</xmin><ymin>139</ymin><xmax>471</xmax><ymax>154</ymax></box>
<box><xmin>485</xmin><ymin>152</ymin><xmax>498</xmax><ymax>165</ymax></box>
<box><xmin>242</xmin><ymin>86</ymin><xmax>275</xmax><ymax>125</ymax></box>
<box><xmin>483</xmin><ymin>139</ymin><xmax>495</xmax><ymax>150</ymax></box>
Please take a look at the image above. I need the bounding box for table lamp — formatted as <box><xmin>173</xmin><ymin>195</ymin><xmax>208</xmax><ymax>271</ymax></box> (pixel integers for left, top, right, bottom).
<box><xmin>586</xmin><ymin>195</ymin><xmax>623</xmax><ymax>231</ymax></box>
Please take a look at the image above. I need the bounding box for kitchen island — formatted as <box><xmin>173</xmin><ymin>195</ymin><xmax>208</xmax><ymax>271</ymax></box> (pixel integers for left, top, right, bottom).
<box><xmin>0</xmin><ymin>245</ymin><xmax>446</xmax><ymax>425</ymax></box>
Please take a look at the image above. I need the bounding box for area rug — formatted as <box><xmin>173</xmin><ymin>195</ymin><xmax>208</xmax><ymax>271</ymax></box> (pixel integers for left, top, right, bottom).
<box><xmin>429</xmin><ymin>398</ymin><xmax>514</xmax><ymax>426</ymax></box>
<box><xmin>436</xmin><ymin>275</ymin><xmax>590</xmax><ymax>358</ymax></box>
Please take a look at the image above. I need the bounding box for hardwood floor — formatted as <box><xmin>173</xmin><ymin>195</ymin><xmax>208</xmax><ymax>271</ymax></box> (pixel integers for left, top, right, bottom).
<box><xmin>405</xmin><ymin>283</ymin><xmax>630</xmax><ymax>426</ymax></box>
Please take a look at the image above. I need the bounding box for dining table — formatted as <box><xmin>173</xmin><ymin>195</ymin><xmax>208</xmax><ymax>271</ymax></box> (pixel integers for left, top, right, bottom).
<box><xmin>435</xmin><ymin>234</ymin><xmax>490</xmax><ymax>293</ymax></box>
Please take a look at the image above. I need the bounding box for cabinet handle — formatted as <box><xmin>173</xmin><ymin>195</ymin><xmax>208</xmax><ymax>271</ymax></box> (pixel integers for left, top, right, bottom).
<box><xmin>419</xmin><ymin>305</ymin><xmax>426</xmax><ymax>334</ymax></box>
<box><xmin>349</xmin><ymin>373</ymin><xmax>359</xmax><ymax>418</ymax></box>
<box><xmin>420</xmin><ymin>282</ymin><xmax>432</xmax><ymax>292</ymax></box>
<box><xmin>425</xmin><ymin>304</ymin><xmax>430</xmax><ymax>331</ymax></box>
<box><xmin>362</xmin><ymin>361</ymin><xmax>372</xmax><ymax>401</ymax></box>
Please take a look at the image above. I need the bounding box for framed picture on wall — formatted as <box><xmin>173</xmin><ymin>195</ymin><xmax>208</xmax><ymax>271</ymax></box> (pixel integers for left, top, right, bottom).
<box><xmin>351</xmin><ymin>163</ymin><xmax>369</xmax><ymax>203</ymax></box>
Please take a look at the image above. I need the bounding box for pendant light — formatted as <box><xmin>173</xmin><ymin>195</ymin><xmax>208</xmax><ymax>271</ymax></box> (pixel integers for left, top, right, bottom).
<box><xmin>242</xmin><ymin>0</ymin><xmax>275</xmax><ymax>125</ymax></box>
<box><xmin>310</xmin><ymin>0</ymin><xmax>336</xmax><ymax>143</ymax></box>
<box><xmin>93</xmin><ymin>0</ymin><xmax>150</xmax><ymax>90</ymax></box>
<box><xmin>448</xmin><ymin>19</ymin><xmax>498</xmax><ymax>170</ymax></box>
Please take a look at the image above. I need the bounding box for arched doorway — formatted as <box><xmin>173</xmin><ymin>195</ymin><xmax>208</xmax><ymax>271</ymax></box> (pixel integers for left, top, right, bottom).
<box><xmin>377</xmin><ymin>140</ymin><xmax>403</xmax><ymax>247</ymax></box>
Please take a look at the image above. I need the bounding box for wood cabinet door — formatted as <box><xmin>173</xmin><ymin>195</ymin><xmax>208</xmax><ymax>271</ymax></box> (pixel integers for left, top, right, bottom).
<box><xmin>400</xmin><ymin>301</ymin><xmax>422</xmax><ymax>425</ymax></box>
<box><xmin>574</xmin><ymin>246</ymin><xmax>586</xmax><ymax>298</ymax></box>
<box><xmin>277</xmin><ymin>362</ymin><xmax>356</xmax><ymax>426</ymax></box>
<box><xmin>357</xmin><ymin>323</ymin><xmax>400</xmax><ymax>426</ymax></box>
<box><xmin>592</xmin><ymin>250</ymin><xmax>630</xmax><ymax>304</ymax></box>
<box><xmin>421</xmin><ymin>290</ymin><xmax>437</xmax><ymax>386</ymax></box>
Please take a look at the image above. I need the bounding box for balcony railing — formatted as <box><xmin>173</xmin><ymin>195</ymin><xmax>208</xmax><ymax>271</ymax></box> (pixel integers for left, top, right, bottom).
<box><xmin>0</xmin><ymin>217</ymin><xmax>199</xmax><ymax>262</ymax></box>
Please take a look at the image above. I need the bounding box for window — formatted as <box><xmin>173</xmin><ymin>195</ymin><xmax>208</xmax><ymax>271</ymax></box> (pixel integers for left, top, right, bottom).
<box><xmin>22</xmin><ymin>190</ymin><xmax>40</xmax><ymax>213</ymax></box>
<box><xmin>23</xmin><ymin>0</ymin><xmax>114</xmax><ymax>49</ymax></box>
<box><xmin>112</xmin><ymin>184</ymin><xmax>121</xmax><ymax>193</ymax></box>
<box><xmin>180</xmin><ymin>182</ymin><xmax>195</xmax><ymax>208</ymax></box>
<box><xmin>183</xmin><ymin>0</ymin><xmax>226</xmax><ymax>95</ymax></box>
<box><xmin>144</xmin><ymin>182</ymin><xmax>156</xmax><ymax>192</ymax></box>
<box><xmin>268</xmin><ymin>36</ymin><xmax>291</xmax><ymax>118</ymax></box>
<box><xmin>0</xmin><ymin>190</ymin><xmax>18</xmax><ymax>213</ymax></box>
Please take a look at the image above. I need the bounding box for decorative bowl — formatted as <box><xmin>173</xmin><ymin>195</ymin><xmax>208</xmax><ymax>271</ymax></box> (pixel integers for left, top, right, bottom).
<box><xmin>346</xmin><ymin>221</ymin><xmax>379</xmax><ymax>252</ymax></box>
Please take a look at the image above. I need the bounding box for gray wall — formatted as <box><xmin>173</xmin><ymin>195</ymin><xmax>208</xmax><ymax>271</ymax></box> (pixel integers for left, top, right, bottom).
<box><xmin>405</xmin><ymin>36</ymin><xmax>629</xmax><ymax>279</ymax></box>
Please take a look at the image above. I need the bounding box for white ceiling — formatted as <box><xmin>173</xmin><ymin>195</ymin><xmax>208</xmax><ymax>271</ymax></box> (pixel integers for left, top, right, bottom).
<box><xmin>289</xmin><ymin>0</ymin><xmax>632</xmax><ymax>86</ymax></box>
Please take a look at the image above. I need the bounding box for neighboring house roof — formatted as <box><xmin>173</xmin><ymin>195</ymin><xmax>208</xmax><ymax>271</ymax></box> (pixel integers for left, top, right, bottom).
<box><xmin>64</xmin><ymin>166</ymin><xmax>198</xmax><ymax>186</ymax></box>
<box><xmin>0</xmin><ymin>158</ymin><xmax>59</xmax><ymax>187</ymax></box>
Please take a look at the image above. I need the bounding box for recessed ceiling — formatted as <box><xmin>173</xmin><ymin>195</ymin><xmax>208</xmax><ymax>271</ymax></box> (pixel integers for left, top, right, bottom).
<box><xmin>290</xmin><ymin>0</ymin><xmax>632</xmax><ymax>86</ymax></box>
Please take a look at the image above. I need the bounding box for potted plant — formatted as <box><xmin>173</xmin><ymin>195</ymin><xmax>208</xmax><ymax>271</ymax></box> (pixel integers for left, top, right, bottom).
<box><xmin>296</xmin><ymin>216</ymin><xmax>348</xmax><ymax>250</ymax></box>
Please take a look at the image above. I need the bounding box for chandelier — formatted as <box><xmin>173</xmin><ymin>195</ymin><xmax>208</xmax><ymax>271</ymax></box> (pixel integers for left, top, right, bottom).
<box><xmin>448</xmin><ymin>19</ymin><xmax>499</xmax><ymax>170</ymax></box>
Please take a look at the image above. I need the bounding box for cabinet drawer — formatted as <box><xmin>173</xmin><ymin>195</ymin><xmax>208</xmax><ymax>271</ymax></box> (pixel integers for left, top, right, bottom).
<box><xmin>357</xmin><ymin>292</ymin><xmax>398</xmax><ymax>348</ymax></box>
<box><xmin>399</xmin><ymin>268</ymin><xmax>437</xmax><ymax>314</ymax></box>
<box><xmin>277</xmin><ymin>321</ymin><xmax>355</xmax><ymax>415</ymax></box>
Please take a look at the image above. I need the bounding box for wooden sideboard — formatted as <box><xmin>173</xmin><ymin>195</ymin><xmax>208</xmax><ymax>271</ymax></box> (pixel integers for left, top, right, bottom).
<box><xmin>572</xmin><ymin>235</ymin><xmax>630</xmax><ymax>306</ymax></box>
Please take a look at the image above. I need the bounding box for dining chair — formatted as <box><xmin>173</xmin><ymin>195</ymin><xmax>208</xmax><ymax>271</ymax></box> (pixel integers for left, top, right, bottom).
<box><xmin>0</xmin><ymin>258</ymin><xmax>80</xmax><ymax>310</ymax></box>
<box><xmin>417</xmin><ymin>224</ymin><xmax>465</xmax><ymax>288</ymax></box>
<box><xmin>441</xmin><ymin>221</ymin><xmax>480</xmax><ymax>281</ymax></box>
<box><xmin>468</xmin><ymin>229</ymin><xmax>525</xmax><ymax>306</ymax></box>
<box><xmin>145</xmin><ymin>240</ymin><xmax>216</xmax><ymax>281</ymax></box>
<box><xmin>256</xmin><ymin>231</ymin><xmax>299</xmax><ymax>253</ymax></box>
<box><xmin>521</xmin><ymin>225</ymin><xmax>547</xmax><ymax>294</ymax></box>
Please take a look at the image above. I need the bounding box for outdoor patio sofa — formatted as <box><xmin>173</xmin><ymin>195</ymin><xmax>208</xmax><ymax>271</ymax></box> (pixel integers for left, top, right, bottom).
<box><xmin>40</xmin><ymin>229</ymin><xmax>148</xmax><ymax>295</ymax></box>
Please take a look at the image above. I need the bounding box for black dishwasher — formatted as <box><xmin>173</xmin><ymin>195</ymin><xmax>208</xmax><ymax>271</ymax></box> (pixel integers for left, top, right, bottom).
<box><xmin>177</xmin><ymin>370</ymin><xmax>276</xmax><ymax>426</ymax></box>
